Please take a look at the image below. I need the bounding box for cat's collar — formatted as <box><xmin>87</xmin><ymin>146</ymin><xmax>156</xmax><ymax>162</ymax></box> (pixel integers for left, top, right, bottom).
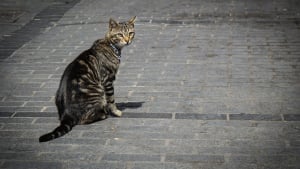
<box><xmin>109</xmin><ymin>43</ymin><xmax>121</xmax><ymax>60</ymax></box>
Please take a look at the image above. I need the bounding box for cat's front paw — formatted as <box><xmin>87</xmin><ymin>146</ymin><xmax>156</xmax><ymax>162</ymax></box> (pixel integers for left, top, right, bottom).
<box><xmin>111</xmin><ymin>109</ymin><xmax>122</xmax><ymax>117</ymax></box>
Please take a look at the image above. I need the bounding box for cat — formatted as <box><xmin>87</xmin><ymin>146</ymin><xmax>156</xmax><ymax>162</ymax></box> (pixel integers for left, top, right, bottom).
<box><xmin>39</xmin><ymin>16</ymin><xmax>136</xmax><ymax>142</ymax></box>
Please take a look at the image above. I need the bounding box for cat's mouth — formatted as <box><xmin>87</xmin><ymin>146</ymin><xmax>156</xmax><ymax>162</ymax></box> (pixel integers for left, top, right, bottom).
<box><xmin>123</xmin><ymin>40</ymin><xmax>132</xmax><ymax>45</ymax></box>
<box><xmin>117</xmin><ymin>41</ymin><xmax>132</xmax><ymax>48</ymax></box>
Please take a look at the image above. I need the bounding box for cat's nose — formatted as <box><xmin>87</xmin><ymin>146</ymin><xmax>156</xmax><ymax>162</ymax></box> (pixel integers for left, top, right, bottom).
<box><xmin>124</xmin><ymin>37</ymin><xmax>130</xmax><ymax>44</ymax></box>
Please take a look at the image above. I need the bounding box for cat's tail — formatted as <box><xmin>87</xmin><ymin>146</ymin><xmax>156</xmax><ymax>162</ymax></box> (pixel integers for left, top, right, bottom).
<box><xmin>39</xmin><ymin>117</ymin><xmax>75</xmax><ymax>142</ymax></box>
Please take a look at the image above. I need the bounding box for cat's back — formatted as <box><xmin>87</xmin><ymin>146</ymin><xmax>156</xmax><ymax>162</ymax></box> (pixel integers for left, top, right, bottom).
<box><xmin>58</xmin><ymin>39</ymin><xmax>119</xmax><ymax>92</ymax></box>
<box><xmin>62</xmin><ymin>49</ymin><xmax>94</xmax><ymax>80</ymax></box>
<box><xmin>64</xmin><ymin>39</ymin><xmax>109</xmax><ymax>76</ymax></box>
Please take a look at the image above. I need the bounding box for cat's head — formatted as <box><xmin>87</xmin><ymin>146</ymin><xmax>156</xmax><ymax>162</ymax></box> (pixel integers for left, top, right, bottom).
<box><xmin>106</xmin><ymin>16</ymin><xmax>136</xmax><ymax>48</ymax></box>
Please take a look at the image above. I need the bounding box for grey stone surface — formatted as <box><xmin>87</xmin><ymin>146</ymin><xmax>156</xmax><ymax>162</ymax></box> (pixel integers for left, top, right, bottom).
<box><xmin>0</xmin><ymin>0</ymin><xmax>80</xmax><ymax>59</ymax></box>
<box><xmin>0</xmin><ymin>0</ymin><xmax>300</xmax><ymax>168</ymax></box>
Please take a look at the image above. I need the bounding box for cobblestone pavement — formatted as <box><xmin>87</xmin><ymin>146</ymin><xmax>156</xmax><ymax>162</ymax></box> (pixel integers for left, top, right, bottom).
<box><xmin>0</xmin><ymin>0</ymin><xmax>52</xmax><ymax>40</ymax></box>
<box><xmin>0</xmin><ymin>0</ymin><xmax>300</xmax><ymax>168</ymax></box>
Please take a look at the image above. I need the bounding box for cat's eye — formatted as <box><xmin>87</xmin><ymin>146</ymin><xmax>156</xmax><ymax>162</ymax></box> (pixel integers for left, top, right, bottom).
<box><xmin>117</xmin><ymin>33</ymin><xmax>124</xmax><ymax>37</ymax></box>
<box><xmin>129</xmin><ymin>32</ymin><xmax>135</xmax><ymax>36</ymax></box>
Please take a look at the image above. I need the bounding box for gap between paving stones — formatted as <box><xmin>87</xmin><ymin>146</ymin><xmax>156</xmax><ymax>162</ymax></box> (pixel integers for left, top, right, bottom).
<box><xmin>1</xmin><ymin>111</ymin><xmax>299</xmax><ymax>121</ymax></box>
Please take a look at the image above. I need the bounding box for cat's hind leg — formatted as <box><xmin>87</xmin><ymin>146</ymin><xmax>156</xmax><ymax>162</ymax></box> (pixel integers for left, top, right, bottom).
<box><xmin>80</xmin><ymin>104</ymin><xmax>108</xmax><ymax>124</ymax></box>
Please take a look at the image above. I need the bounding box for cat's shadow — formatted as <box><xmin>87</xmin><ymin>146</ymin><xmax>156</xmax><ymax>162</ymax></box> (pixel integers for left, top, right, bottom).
<box><xmin>116</xmin><ymin>102</ymin><xmax>145</xmax><ymax>111</ymax></box>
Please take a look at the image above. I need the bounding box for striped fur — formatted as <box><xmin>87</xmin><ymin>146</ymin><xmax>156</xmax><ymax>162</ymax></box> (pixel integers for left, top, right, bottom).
<box><xmin>39</xmin><ymin>17</ymin><xmax>136</xmax><ymax>142</ymax></box>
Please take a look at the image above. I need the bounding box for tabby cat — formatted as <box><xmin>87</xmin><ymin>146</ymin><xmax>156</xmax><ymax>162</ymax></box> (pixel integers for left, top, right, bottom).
<box><xmin>39</xmin><ymin>16</ymin><xmax>136</xmax><ymax>142</ymax></box>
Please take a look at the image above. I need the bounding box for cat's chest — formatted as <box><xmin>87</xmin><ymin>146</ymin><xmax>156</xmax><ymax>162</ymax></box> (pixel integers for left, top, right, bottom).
<box><xmin>99</xmin><ymin>64</ymin><xmax>118</xmax><ymax>82</ymax></box>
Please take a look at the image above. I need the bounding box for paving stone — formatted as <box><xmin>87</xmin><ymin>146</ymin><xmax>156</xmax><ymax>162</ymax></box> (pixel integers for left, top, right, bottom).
<box><xmin>13</xmin><ymin>112</ymin><xmax>56</xmax><ymax>117</ymax></box>
<box><xmin>0</xmin><ymin>112</ymin><xmax>14</xmax><ymax>117</ymax></box>
<box><xmin>229</xmin><ymin>113</ymin><xmax>282</xmax><ymax>121</ymax></box>
<box><xmin>63</xmin><ymin>161</ymin><xmax>126</xmax><ymax>169</ymax></box>
<box><xmin>131</xmin><ymin>162</ymin><xmax>166</xmax><ymax>169</ymax></box>
<box><xmin>0</xmin><ymin>131</ymin><xmax>24</xmax><ymax>138</ymax></box>
<box><xmin>48</xmin><ymin>138</ymin><xmax>107</xmax><ymax>145</ymax></box>
<box><xmin>108</xmin><ymin>138</ymin><xmax>165</xmax><ymax>147</ymax></box>
<box><xmin>175</xmin><ymin>113</ymin><xmax>227</xmax><ymax>120</ymax></box>
<box><xmin>283</xmin><ymin>114</ymin><xmax>300</xmax><ymax>121</ymax></box>
<box><xmin>102</xmin><ymin>154</ymin><xmax>161</xmax><ymax>162</ymax></box>
<box><xmin>1</xmin><ymin>161</ymin><xmax>63</xmax><ymax>169</ymax></box>
<box><xmin>0</xmin><ymin>117</ymin><xmax>35</xmax><ymax>124</ymax></box>
<box><xmin>38</xmin><ymin>152</ymin><xmax>101</xmax><ymax>162</ymax></box>
<box><xmin>122</xmin><ymin>112</ymin><xmax>172</xmax><ymax>119</ymax></box>
<box><xmin>165</xmin><ymin>154</ymin><xmax>225</xmax><ymax>163</ymax></box>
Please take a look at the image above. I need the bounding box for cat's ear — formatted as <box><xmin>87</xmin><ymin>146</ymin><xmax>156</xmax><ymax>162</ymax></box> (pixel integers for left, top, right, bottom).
<box><xmin>109</xmin><ymin>18</ymin><xmax>119</xmax><ymax>30</ymax></box>
<box><xmin>128</xmin><ymin>16</ymin><xmax>136</xmax><ymax>25</ymax></box>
